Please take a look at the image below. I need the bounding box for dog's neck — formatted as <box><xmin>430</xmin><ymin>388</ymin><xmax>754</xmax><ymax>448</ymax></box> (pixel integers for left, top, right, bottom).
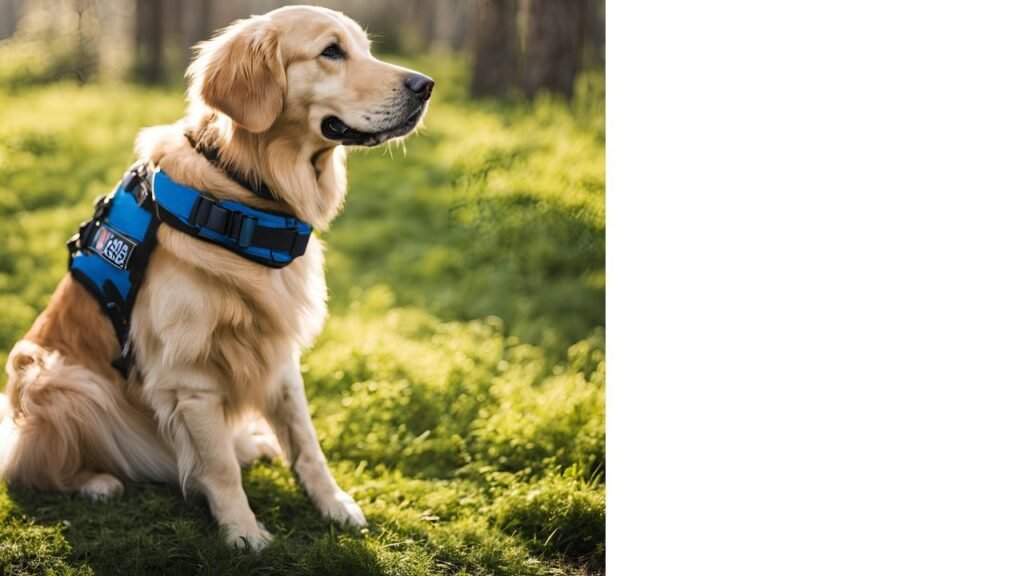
<box><xmin>186</xmin><ymin>115</ymin><xmax>276</xmax><ymax>200</ymax></box>
<box><xmin>178</xmin><ymin>110</ymin><xmax>348</xmax><ymax>229</ymax></box>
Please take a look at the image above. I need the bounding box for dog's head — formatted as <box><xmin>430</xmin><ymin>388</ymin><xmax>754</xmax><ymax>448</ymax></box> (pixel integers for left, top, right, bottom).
<box><xmin>187</xmin><ymin>5</ymin><xmax>433</xmax><ymax>148</ymax></box>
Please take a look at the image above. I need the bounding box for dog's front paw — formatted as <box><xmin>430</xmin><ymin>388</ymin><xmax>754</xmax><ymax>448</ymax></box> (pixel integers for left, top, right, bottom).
<box><xmin>318</xmin><ymin>490</ymin><xmax>367</xmax><ymax>529</ymax></box>
<box><xmin>225</xmin><ymin>521</ymin><xmax>273</xmax><ymax>551</ymax></box>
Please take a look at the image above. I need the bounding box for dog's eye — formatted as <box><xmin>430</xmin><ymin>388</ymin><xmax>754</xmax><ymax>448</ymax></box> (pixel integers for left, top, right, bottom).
<box><xmin>320</xmin><ymin>43</ymin><xmax>346</xmax><ymax>60</ymax></box>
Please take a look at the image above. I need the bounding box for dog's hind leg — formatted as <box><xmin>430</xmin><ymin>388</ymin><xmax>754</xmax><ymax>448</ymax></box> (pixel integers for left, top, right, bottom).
<box><xmin>233</xmin><ymin>414</ymin><xmax>283</xmax><ymax>468</ymax></box>
<box><xmin>3</xmin><ymin>341</ymin><xmax>114</xmax><ymax>493</ymax></box>
<box><xmin>3</xmin><ymin>340</ymin><xmax>174</xmax><ymax>496</ymax></box>
<box><xmin>76</xmin><ymin>472</ymin><xmax>124</xmax><ymax>501</ymax></box>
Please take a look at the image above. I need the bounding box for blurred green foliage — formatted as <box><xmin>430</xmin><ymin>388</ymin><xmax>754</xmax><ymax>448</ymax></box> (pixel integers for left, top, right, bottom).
<box><xmin>0</xmin><ymin>34</ymin><xmax>97</xmax><ymax>89</ymax></box>
<box><xmin>0</xmin><ymin>55</ymin><xmax>604</xmax><ymax>575</ymax></box>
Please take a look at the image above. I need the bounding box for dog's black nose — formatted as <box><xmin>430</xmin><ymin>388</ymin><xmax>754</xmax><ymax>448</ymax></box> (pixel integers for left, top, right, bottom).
<box><xmin>404</xmin><ymin>74</ymin><xmax>434</xmax><ymax>101</ymax></box>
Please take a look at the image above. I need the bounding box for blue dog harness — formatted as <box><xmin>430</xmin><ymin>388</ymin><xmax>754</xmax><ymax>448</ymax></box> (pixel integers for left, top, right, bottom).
<box><xmin>67</xmin><ymin>163</ymin><xmax>313</xmax><ymax>374</ymax></box>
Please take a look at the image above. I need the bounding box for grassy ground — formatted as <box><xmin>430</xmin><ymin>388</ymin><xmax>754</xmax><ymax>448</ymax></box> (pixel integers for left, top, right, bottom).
<box><xmin>0</xmin><ymin>57</ymin><xmax>605</xmax><ymax>575</ymax></box>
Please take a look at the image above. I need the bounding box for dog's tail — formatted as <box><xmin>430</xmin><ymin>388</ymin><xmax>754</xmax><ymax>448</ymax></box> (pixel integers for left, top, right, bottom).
<box><xmin>0</xmin><ymin>390</ymin><xmax>10</xmax><ymax>422</ymax></box>
<box><xmin>0</xmin><ymin>340</ymin><xmax>178</xmax><ymax>489</ymax></box>
<box><xmin>0</xmin><ymin>356</ymin><xmax>20</xmax><ymax>475</ymax></box>
<box><xmin>0</xmin><ymin>396</ymin><xmax>14</xmax><ymax>473</ymax></box>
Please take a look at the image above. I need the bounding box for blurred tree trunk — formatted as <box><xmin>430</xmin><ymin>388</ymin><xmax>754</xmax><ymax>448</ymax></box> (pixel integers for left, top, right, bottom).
<box><xmin>135</xmin><ymin>0</ymin><xmax>163</xmax><ymax>83</ymax></box>
<box><xmin>470</xmin><ymin>0</ymin><xmax>518</xmax><ymax>98</ymax></box>
<box><xmin>522</xmin><ymin>0</ymin><xmax>584</xmax><ymax>98</ymax></box>
<box><xmin>411</xmin><ymin>0</ymin><xmax>437</xmax><ymax>52</ymax></box>
<box><xmin>72</xmin><ymin>0</ymin><xmax>92</xmax><ymax>83</ymax></box>
<box><xmin>180</xmin><ymin>0</ymin><xmax>210</xmax><ymax>68</ymax></box>
<box><xmin>582</xmin><ymin>0</ymin><xmax>604</xmax><ymax>70</ymax></box>
<box><xmin>0</xmin><ymin>0</ymin><xmax>24</xmax><ymax>40</ymax></box>
<box><xmin>434</xmin><ymin>0</ymin><xmax>469</xmax><ymax>51</ymax></box>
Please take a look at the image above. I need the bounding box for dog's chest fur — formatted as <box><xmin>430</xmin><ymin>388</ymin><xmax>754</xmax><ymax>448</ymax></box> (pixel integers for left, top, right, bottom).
<box><xmin>130</xmin><ymin>213</ymin><xmax>328</xmax><ymax>414</ymax></box>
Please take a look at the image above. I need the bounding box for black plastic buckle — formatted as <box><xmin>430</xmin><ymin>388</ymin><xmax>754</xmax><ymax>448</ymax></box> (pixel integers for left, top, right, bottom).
<box><xmin>92</xmin><ymin>194</ymin><xmax>112</xmax><ymax>220</ymax></box>
<box><xmin>119</xmin><ymin>164</ymin><xmax>150</xmax><ymax>205</ymax></box>
<box><xmin>120</xmin><ymin>169</ymin><xmax>141</xmax><ymax>194</ymax></box>
<box><xmin>77</xmin><ymin>220</ymin><xmax>95</xmax><ymax>248</ymax></box>
<box><xmin>188</xmin><ymin>197</ymin><xmax>255</xmax><ymax>247</ymax></box>
<box><xmin>74</xmin><ymin>217</ymin><xmax>100</xmax><ymax>254</ymax></box>
<box><xmin>227</xmin><ymin>213</ymin><xmax>255</xmax><ymax>248</ymax></box>
<box><xmin>69</xmin><ymin>195</ymin><xmax>113</xmax><ymax>253</ymax></box>
<box><xmin>188</xmin><ymin>197</ymin><xmax>212</xmax><ymax>228</ymax></box>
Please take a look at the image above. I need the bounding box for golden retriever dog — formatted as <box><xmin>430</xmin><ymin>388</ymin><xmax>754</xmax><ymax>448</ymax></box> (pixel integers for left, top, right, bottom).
<box><xmin>0</xmin><ymin>5</ymin><xmax>432</xmax><ymax>549</ymax></box>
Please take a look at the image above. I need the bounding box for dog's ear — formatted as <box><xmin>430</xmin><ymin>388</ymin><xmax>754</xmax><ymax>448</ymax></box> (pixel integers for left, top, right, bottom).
<box><xmin>188</xmin><ymin>17</ymin><xmax>286</xmax><ymax>133</ymax></box>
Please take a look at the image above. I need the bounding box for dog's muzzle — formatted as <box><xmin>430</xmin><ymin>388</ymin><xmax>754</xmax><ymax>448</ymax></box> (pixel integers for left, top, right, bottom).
<box><xmin>320</xmin><ymin>106</ymin><xmax>426</xmax><ymax>147</ymax></box>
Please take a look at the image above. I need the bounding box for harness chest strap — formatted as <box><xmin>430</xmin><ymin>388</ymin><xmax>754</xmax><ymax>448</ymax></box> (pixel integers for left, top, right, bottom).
<box><xmin>150</xmin><ymin>169</ymin><xmax>312</xmax><ymax>267</ymax></box>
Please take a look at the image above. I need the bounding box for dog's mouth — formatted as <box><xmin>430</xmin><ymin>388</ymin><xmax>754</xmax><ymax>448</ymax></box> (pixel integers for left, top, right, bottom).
<box><xmin>321</xmin><ymin>106</ymin><xmax>426</xmax><ymax>147</ymax></box>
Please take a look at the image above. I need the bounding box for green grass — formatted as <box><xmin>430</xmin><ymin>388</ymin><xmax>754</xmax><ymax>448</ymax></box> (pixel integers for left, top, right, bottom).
<box><xmin>0</xmin><ymin>56</ymin><xmax>605</xmax><ymax>575</ymax></box>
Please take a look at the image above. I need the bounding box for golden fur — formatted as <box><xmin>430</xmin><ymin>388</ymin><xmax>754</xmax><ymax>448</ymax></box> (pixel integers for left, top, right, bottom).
<box><xmin>0</xmin><ymin>5</ymin><xmax>431</xmax><ymax>549</ymax></box>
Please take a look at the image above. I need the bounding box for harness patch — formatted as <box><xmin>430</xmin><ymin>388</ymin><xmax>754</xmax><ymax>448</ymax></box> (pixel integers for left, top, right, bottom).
<box><xmin>90</xmin><ymin>223</ymin><xmax>136</xmax><ymax>269</ymax></box>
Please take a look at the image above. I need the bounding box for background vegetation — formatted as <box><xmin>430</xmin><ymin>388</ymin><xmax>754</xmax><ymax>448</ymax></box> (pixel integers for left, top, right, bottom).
<box><xmin>0</xmin><ymin>7</ymin><xmax>606</xmax><ymax>572</ymax></box>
